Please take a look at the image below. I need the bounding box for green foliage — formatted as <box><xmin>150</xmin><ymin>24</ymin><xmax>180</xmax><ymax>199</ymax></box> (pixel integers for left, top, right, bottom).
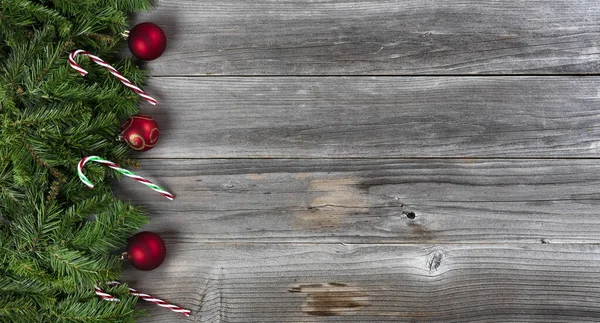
<box><xmin>0</xmin><ymin>0</ymin><xmax>153</xmax><ymax>321</ymax></box>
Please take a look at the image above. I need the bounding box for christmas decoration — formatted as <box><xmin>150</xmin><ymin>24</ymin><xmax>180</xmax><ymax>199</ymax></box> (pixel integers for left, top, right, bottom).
<box><xmin>69</xmin><ymin>49</ymin><xmax>158</xmax><ymax>105</ymax></box>
<box><xmin>126</xmin><ymin>231</ymin><xmax>167</xmax><ymax>271</ymax></box>
<box><xmin>1</xmin><ymin>0</ymin><xmax>161</xmax><ymax>321</ymax></box>
<box><xmin>96</xmin><ymin>281</ymin><xmax>191</xmax><ymax>316</ymax></box>
<box><xmin>128</xmin><ymin>22</ymin><xmax>167</xmax><ymax>61</ymax></box>
<box><xmin>78</xmin><ymin>156</ymin><xmax>175</xmax><ymax>200</ymax></box>
<box><xmin>121</xmin><ymin>114</ymin><xmax>160</xmax><ymax>151</ymax></box>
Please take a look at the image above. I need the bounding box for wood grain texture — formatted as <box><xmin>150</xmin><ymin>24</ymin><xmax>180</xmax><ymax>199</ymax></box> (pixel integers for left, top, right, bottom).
<box><xmin>125</xmin><ymin>2</ymin><xmax>600</xmax><ymax>321</ymax></box>
<box><xmin>121</xmin><ymin>243</ymin><xmax>600</xmax><ymax>322</ymax></box>
<box><xmin>132</xmin><ymin>0</ymin><xmax>600</xmax><ymax>75</ymax></box>
<box><xmin>114</xmin><ymin>158</ymin><xmax>600</xmax><ymax>243</ymax></box>
<box><xmin>139</xmin><ymin>76</ymin><xmax>600</xmax><ymax>158</ymax></box>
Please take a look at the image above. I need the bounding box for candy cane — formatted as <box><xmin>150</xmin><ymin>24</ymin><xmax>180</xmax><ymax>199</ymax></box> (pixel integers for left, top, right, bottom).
<box><xmin>68</xmin><ymin>49</ymin><xmax>158</xmax><ymax>105</ymax></box>
<box><xmin>78</xmin><ymin>156</ymin><xmax>174</xmax><ymax>200</ymax></box>
<box><xmin>95</xmin><ymin>281</ymin><xmax>191</xmax><ymax>316</ymax></box>
<box><xmin>94</xmin><ymin>284</ymin><xmax>119</xmax><ymax>302</ymax></box>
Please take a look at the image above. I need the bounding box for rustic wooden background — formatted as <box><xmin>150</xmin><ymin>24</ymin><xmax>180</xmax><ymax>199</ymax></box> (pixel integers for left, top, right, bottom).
<box><xmin>117</xmin><ymin>1</ymin><xmax>600</xmax><ymax>321</ymax></box>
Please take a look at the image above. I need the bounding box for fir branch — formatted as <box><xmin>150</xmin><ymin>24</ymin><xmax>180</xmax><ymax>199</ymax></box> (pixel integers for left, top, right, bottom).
<box><xmin>71</xmin><ymin>201</ymin><xmax>147</xmax><ymax>254</ymax></box>
<box><xmin>0</xmin><ymin>297</ymin><xmax>39</xmax><ymax>322</ymax></box>
<box><xmin>48</xmin><ymin>247</ymin><xmax>121</xmax><ymax>284</ymax></box>
<box><xmin>53</xmin><ymin>296</ymin><xmax>139</xmax><ymax>323</ymax></box>
<box><xmin>22</xmin><ymin>140</ymin><xmax>67</xmax><ymax>202</ymax></box>
<box><xmin>1</xmin><ymin>0</ymin><xmax>155</xmax><ymax>320</ymax></box>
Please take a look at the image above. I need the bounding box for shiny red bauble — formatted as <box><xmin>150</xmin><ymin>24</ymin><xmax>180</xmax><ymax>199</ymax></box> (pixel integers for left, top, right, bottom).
<box><xmin>121</xmin><ymin>114</ymin><xmax>160</xmax><ymax>152</ymax></box>
<box><xmin>128</xmin><ymin>22</ymin><xmax>167</xmax><ymax>61</ymax></box>
<box><xmin>127</xmin><ymin>231</ymin><xmax>166</xmax><ymax>271</ymax></box>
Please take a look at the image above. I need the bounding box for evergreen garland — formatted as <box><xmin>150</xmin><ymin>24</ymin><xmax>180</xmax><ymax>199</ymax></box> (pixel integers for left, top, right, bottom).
<box><xmin>1</xmin><ymin>0</ymin><xmax>154</xmax><ymax>321</ymax></box>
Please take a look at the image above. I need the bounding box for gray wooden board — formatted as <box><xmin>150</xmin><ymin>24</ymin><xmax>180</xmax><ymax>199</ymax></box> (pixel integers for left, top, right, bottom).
<box><xmin>121</xmin><ymin>243</ymin><xmax>600</xmax><ymax>322</ymax></box>
<box><xmin>122</xmin><ymin>1</ymin><xmax>600</xmax><ymax>321</ymax></box>
<box><xmin>137</xmin><ymin>76</ymin><xmax>600</xmax><ymax>158</ymax></box>
<box><xmin>114</xmin><ymin>158</ymin><xmax>600</xmax><ymax>243</ymax></box>
<box><xmin>132</xmin><ymin>0</ymin><xmax>600</xmax><ymax>76</ymax></box>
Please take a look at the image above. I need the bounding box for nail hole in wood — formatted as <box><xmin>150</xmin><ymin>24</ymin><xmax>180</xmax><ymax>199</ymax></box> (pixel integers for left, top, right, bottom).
<box><xmin>406</xmin><ymin>212</ymin><xmax>416</xmax><ymax>219</ymax></box>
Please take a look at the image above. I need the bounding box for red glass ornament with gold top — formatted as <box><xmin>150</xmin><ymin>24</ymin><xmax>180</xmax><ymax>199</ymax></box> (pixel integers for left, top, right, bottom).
<box><xmin>120</xmin><ymin>114</ymin><xmax>160</xmax><ymax>152</ymax></box>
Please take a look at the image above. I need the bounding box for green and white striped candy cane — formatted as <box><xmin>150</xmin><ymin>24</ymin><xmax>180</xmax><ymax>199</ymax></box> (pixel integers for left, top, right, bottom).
<box><xmin>78</xmin><ymin>156</ymin><xmax>174</xmax><ymax>200</ymax></box>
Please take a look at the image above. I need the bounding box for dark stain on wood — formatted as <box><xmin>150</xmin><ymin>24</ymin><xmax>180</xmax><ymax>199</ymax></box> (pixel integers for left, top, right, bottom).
<box><xmin>328</xmin><ymin>282</ymin><xmax>348</xmax><ymax>287</ymax></box>
<box><xmin>289</xmin><ymin>282</ymin><xmax>369</xmax><ymax>316</ymax></box>
<box><xmin>408</xmin><ymin>221</ymin><xmax>435</xmax><ymax>241</ymax></box>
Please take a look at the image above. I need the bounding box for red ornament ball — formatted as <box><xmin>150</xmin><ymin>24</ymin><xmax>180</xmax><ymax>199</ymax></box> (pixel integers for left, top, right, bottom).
<box><xmin>128</xmin><ymin>22</ymin><xmax>167</xmax><ymax>61</ymax></box>
<box><xmin>127</xmin><ymin>231</ymin><xmax>166</xmax><ymax>271</ymax></box>
<box><xmin>121</xmin><ymin>114</ymin><xmax>160</xmax><ymax>152</ymax></box>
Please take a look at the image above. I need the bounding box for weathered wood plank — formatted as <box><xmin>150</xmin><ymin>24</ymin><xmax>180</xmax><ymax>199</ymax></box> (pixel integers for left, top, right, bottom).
<box><xmin>139</xmin><ymin>76</ymin><xmax>600</xmax><ymax>158</ymax></box>
<box><xmin>122</xmin><ymin>243</ymin><xmax>600</xmax><ymax>322</ymax></box>
<box><xmin>133</xmin><ymin>0</ymin><xmax>600</xmax><ymax>75</ymax></box>
<box><xmin>114</xmin><ymin>158</ymin><xmax>600</xmax><ymax>243</ymax></box>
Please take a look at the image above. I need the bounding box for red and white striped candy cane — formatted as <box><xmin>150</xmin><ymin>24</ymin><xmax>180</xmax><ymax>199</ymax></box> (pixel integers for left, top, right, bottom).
<box><xmin>95</xmin><ymin>282</ymin><xmax>191</xmax><ymax>316</ymax></box>
<box><xmin>68</xmin><ymin>49</ymin><xmax>158</xmax><ymax>105</ymax></box>
<box><xmin>94</xmin><ymin>284</ymin><xmax>119</xmax><ymax>302</ymax></box>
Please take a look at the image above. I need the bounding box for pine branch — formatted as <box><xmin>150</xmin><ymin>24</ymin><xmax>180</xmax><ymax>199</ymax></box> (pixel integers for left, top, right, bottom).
<box><xmin>54</xmin><ymin>296</ymin><xmax>140</xmax><ymax>323</ymax></box>
<box><xmin>71</xmin><ymin>200</ymin><xmax>147</xmax><ymax>254</ymax></box>
<box><xmin>1</xmin><ymin>0</ymin><xmax>155</xmax><ymax>320</ymax></box>
<box><xmin>48</xmin><ymin>247</ymin><xmax>120</xmax><ymax>284</ymax></box>
<box><xmin>0</xmin><ymin>297</ymin><xmax>40</xmax><ymax>322</ymax></box>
